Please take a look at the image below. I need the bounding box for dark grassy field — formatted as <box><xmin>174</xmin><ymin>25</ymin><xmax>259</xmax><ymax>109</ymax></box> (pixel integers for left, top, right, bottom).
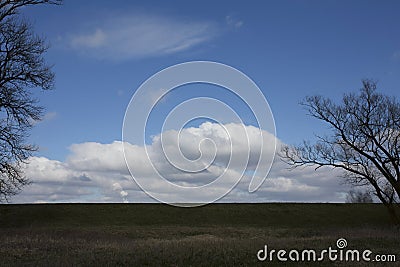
<box><xmin>0</xmin><ymin>203</ymin><xmax>399</xmax><ymax>266</ymax></box>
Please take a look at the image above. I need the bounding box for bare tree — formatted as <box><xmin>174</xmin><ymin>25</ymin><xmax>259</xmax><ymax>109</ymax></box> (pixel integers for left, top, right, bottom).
<box><xmin>345</xmin><ymin>189</ymin><xmax>373</xmax><ymax>203</ymax></box>
<box><xmin>0</xmin><ymin>0</ymin><xmax>60</xmax><ymax>201</ymax></box>
<box><xmin>282</xmin><ymin>80</ymin><xmax>400</xmax><ymax>224</ymax></box>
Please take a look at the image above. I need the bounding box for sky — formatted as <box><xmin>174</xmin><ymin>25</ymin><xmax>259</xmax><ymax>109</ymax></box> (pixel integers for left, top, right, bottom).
<box><xmin>10</xmin><ymin>0</ymin><xmax>400</xmax><ymax>203</ymax></box>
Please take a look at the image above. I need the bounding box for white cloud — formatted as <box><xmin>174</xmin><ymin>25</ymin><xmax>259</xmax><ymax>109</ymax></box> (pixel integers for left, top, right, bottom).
<box><xmin>112</xmin><ymin>182</ymin><xmax>129</xmax><ymax>203</ymax></box>
<box><xmin>226</xmin><ymin>15</ymin><xmax>243</xmax><ymax>28</ymax></box>
<box><xmin>71</xmin><ymin>28</ymin><xmax>106</xmax><ymax>48</ymax></box>
<box><xmin>43</xmin><ymin>112</ymin><xmax>57</xmax><ymax>121</ymax></box>
<box><xmin>67</xmin><ymin>141</ymin><xmax>129</xmax><ymax>174</ymax></box>
<box><xmin>117</xmin><ymin>89</ymin><xmax>124</xmax><ymax>96</ymax></box>
<box><xmin>15</xmin><ymin>122</ymin><xmax>349</xmax><ymax>203</ymax></box>
<box><xmin>30</xmin><ymin>111</ymin><xmax>57</xmax><ymax>126</ymax></box>
<box><xmin>392</xmin><ymin>51</ymin><xmax>400</xmax><ymax>61</ymax></box>
<box><xmin>68</xmin><ymin>14</ymin><xmax>217</xmax><ymax>60</ymax></box>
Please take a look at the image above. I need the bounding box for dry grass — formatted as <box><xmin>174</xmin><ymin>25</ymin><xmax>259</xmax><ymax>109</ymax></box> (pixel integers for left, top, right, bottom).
<box><xmin>0</xmin><ymin>203</ymin><xmax>399</xmax><ymax>266</ymax></box>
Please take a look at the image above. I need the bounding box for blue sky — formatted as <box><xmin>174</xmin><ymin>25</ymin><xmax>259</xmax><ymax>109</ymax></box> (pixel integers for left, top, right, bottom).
<box><xmin>23</xmin><ymin>0</ymin><xmax>400</xmax><ymax>161</ymax></box>
<box><xmin>13</xmin><ymin>0</ymin><xmax>400</xmax><ymax>203</ymax></box>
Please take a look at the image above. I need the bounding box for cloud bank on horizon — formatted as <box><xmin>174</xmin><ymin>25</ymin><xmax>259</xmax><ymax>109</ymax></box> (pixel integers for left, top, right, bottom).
<box><xmin>18</xmin><ymin>122</ymin><xmax>348</xmax><ymax>203</ymax></box>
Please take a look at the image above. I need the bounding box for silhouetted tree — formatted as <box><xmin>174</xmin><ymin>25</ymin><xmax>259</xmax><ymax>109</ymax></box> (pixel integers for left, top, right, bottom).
<box><xmin>0</xmin><ymin>0</ymin><xmax>60</xmax><ymax>201</ymax></box>
<box><xmin>345</xmin><ymin>189</ymin><xmax>374</xmax><ymax>203</ymax></box>
<box><xmin>282</xmin><ymin>80</ymin><xmax>400</xmax><ymax>224</ymax></box>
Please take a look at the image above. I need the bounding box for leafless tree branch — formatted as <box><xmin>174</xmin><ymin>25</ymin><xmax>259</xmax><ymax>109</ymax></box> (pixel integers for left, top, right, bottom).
<box><xmin>281</xmin><ymin>80</ymin><xmax>400</xmax><ymax>224</ymax></box>
<box><xmin>0</xmin><ymin>0</ymin><xmax>60</xmax><ymax>201</ymax></box>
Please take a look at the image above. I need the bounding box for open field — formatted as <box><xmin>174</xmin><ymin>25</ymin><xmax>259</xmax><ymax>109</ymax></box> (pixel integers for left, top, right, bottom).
<box><xmin>0</xmin><ymin>203</ymin><xmax>399</xmax><ymax>266</ymax></box>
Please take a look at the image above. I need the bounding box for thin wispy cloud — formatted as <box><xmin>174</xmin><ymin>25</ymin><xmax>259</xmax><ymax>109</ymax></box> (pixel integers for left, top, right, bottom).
<box><xmin>225</xmin><ymin>15</ymin><xmax>243</xmax><ymax>29</ymax></box>
<box><xmin>30</xmin><ymin>111</ymin><xmax>57</xmax><ymax>126</ymax></box>
<box><xmin>71</xmin><ymin>29</ymin><xmax>106</xmax><ymax>48</ymax></box>
<box><xmin>69</xmin><ymin>14</ymin><xmax>218</xmax><ymax>61</ymax></box>
<box><xmin>392</xmin><ymin>51</ymin><xmax>400</xmax><ymax>61</ymax></box>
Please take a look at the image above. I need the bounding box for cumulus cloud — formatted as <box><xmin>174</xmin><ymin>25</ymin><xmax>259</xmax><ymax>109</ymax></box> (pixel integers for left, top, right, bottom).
<box><xmin>68</xmin><ymin>14</ymin><xmax>217</xmax><ymax>60</ymax></box>
<box><xmin>112</xmin><ymin>182</ymin><xmax>129</xmax><ymax>203</ymax></box>
<box><xmin>15</xmin><ymin>122</ymin><xmax>349</xmax><ymax>203</ymax></box>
